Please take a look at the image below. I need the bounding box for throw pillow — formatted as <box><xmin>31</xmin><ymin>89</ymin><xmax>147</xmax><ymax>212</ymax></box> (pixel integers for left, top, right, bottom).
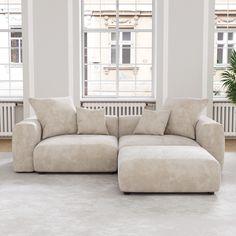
<box><xmin>29</xmin><ymin>97</ymin><xmax>77</xmax><ymax>139</ymax></box>
<box><xmin>77</xmin><ymin>107</ymin><xmax>109</xmax><ymax>135</ymax></box>
<box><xmin>133</xmin><ymin>109</ymin><xmax>170</xmax><ymax>135</ymax></box>
<box><xmin>164</xmin><ymin>97</ymin><xmax>208</xmax><ymax>139</ymax></box>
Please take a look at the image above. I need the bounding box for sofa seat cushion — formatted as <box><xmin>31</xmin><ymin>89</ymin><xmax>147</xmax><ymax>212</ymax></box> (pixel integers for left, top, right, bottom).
<box><xmin>33</xmin><ymin>135</ymin><xmax>118</xmax><ymax>172</ymax></box>
<box><xmin>118</xmin><ymin>146</ymin><xmax>221</xmax><ymax>193</ymax></box>
<box><xmin>119</xmin><ymin>135</ymin><xmax>199</xmax><ymax>149</ymax></box>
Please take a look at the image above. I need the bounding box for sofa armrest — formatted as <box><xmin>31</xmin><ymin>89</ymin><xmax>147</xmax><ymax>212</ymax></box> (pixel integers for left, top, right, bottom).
<box><xmin>196</xmin><ymin>116</ymin><xmax>225</xmax><ymax>167</ymax></box>
<box><xmin>12</xmin><ymin>118</ymin><xmax>42</xmax><ymax>172</ymax></box>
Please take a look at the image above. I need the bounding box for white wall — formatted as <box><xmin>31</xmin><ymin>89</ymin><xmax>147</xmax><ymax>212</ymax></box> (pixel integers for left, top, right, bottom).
<box><xmin>22</xmin><ymin>0</ymin><xmax>215</xmax><ymax>117</ymax></box>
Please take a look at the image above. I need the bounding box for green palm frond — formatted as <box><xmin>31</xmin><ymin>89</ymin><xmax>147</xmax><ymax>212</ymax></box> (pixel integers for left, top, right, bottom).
<box><xmin>221</xmin><ymin>49</ymin><xmax>236</xmax><ymax>104</ymax></box>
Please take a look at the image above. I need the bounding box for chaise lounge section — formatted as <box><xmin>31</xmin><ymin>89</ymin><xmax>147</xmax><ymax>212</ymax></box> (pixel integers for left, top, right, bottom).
<box><xmin>118</xmin><ymin>116</ymin><xmax>224</xmax><ymax>193</ymax></box>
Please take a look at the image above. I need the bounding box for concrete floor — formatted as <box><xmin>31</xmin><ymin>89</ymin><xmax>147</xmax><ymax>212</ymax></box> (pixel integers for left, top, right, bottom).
<box><xmin>0</xmin><ymin>140</ymin><xmax>236</xmax><ymax>235</ymax></box>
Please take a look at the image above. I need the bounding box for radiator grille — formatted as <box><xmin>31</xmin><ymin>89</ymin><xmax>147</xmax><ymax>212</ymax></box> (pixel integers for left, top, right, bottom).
<box><xmin>82</xmin><ymin>102</ymin><xmax>147</xmax><ymax>116</ymax></box>
<box><xmin>213</xmin><ymin>101</ymin><xmax>236</xmax><ymax>137</ymax></box>
<box><xmin>0</xmin><ymin>102</ymin><xmax>16</xmax><ymax>137</ymax></box>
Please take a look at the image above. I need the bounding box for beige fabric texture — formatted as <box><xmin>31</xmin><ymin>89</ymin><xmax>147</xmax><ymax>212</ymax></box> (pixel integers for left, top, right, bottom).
<box><xmin>12</xmin><ymin>118</ymin><xmax>42</xmax><ymax>172</ymax></box>
<box><xmin>29</xmin><ymin>97</ymin><xmax>77</xmax><ymax>139</ymax></box>
<box><xmin>34</xmin><ymin>135</ymin><xmax>118</xmax><ymax>172</ymax></box>
<box><xmin>196</xmin><ymin>116</ymin><xmax>225</xmax><ymax>167</ymax></box>
<box><xmin>164</xmin><ymin>98</ymin><xmax>208</xmax><ymax>139</ymax></box>
<box><xmin>118</xmin><ymin>146</ymin><xmax>221</xmax><ymax>193</ymax></box>
<box><xmin>77</xmin><ymin>108</ymin><xmax>108</xmax><ymax>135</ymax></box>
<box><xmin>119</xmin><ymin>135</ymin><xmax>199</xmax><ymax>149</ymax></box>
<box><xmin>134</xmin><ymin>109</ymin><xmax>170</xmax><ymax>135</ymax></box>
<box><xmin>119</xmin><ymin>116</ymin><xmax>141</xmax><ymax>137</ymax></box>
<box><xmin>106</xmin><ymin>116</ymin><xmax>118</xmax><ymax>137</ymax></box>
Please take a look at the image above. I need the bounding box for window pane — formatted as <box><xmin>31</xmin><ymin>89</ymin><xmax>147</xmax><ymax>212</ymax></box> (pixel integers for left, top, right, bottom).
<box><xmin>0</xmin><ymin>81</ymin><xmax>9</xmax><ymax>89</ymax></box>
<box><xmin>119</xmin><ymin>70</ymin><xmax>135</xmax><ymax>81</ymax></box>
<box><xmin>10</xmin><ymin>66</ymin><xmax>22</xmax><ymax>80</ymax></box>
<box><xmin>136</xmin><ymin>48</ymin><xmax>152</xmax><ymax>64</ymax></box>
<box><xmin>135</xmin><ymin>32</ymin><xmax>152</xmax><ymax>48</ymax></box>
<box><xmin>228</xmin><ymin>32</ymin><xmax>234</xmax><ymax>41</ymax></box>
<box><xmin>136</xmin><ymin>65</ymin><xmax>152</xmax><ymax>81</ymax></box>
<box><xmin>122</xmin><ymin>45</ymin><xmax>131</xmax><ymax>64</ymax></box>
<box><xmin>228</xmin><ymin>44</ymin><xmax>234</xmax><ymax>64</ymax></box>
<box><xmin>123</xmin><ymin>32</ymin><xmax>131</xmax><ymax>41</ymax></box>
<box><xmin>9</xmin><ymin>4</ymin><xmax>22</xmax><ymax>27</ymax></box>
<box><xmin>217</xmin><ymin>32</ymin><xmax>224</xmax><ymax>41</ymax></box>
<box><xmin>0</xmin><ymin>4</ymin><xmax>9</xmax><ymax>29</ymax></box>
<box><xmin>85</xmin><ymin>48</ymin><xmax>100</xmax><ymax>64</ymax></box>
<box><xmin>111</xmin><ymin>45</ymin><xmax>116</xmax><ymax>64</ymax></box>
<box><xmin>0</xmin><ymin>48</ymin><xmax>9</xmax><ymax>63</ymax></box>
<box><xmin>85</xmin><ymin>32</ymin><xmax>100</xmax><ymax>48</ymax></box>
<box><xmin>10</xmin><ymin>89</ymin><xmax>22</xmax><ymax>97</ymax></box>
<box><xmin>111</xmin><ymin>32</ymin><xmax>116</xmax><ymax>41</ymax></box>
<box><xmin>0</xmin><ymin>90</ymin><xmax>10</xmax><ymax>97</ymax></box>
<box><xmin>0</xmin><ymin>32</ymin><xmax>9</xmax><ymax>47</ymax></box>
<box><xmin>0</xmin><ymin>65</ymin><xmax>9</xmax><ymax>80</ymax></box>
<box><xmin>217</xmin><ymin>46</ymin><xmax>223</xmax><ymax>64</ymax></box>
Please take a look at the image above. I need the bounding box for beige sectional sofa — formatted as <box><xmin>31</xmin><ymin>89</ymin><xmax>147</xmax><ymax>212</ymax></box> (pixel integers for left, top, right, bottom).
<box><xmin>13</xmin><ymin>115</ymin><xmax>224</xmax><ymax>193</ymax></box>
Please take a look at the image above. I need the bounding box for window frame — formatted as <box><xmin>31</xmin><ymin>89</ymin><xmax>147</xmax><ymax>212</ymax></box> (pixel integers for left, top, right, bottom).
<box><xmin>215</xmin><ymin>30</ymin><xmax>236</xmax><ymax>67</ymax></box>
<box><xmin>0</xmin><ymin>1</ymin><xmax>23</xmax><ymax>99</ymax></box>
<box><xmin>110</xmin><ymin>31</ymin><xmax>133</xmax><ymax>65</ymax></box>
<box><xmin>80</xmin><ymin>0</ymin><xmax>155</xmax><ymax>101</ymax></box>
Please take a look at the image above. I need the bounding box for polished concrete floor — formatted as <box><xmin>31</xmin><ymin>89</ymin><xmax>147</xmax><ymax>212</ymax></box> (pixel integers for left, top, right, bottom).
<box><xmin>0</xmin><ymin>139</ymin><xmax>236</xmax><ymax>235</ymax></box>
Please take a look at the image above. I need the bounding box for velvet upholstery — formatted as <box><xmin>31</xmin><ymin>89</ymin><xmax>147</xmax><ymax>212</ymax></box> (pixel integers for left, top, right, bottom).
<box><xmin>118</xmin><ymin>146</ymin><xmax>221</xmax><ymax>193</ymax></box>
<box><xmin>133</xmin><ymin>109</ymin><xmax>170</xmax><ymax>135</ymax></box>
<box><xmin>196</xmin><ymin>116</ymin><xmax>225</xmax><ymax>167</ymax></box>
<box><xmin>13</xmin><ymin>118</ymin><xmax>42</xmax><ymax>172</ymax></box>
<box><xmin>119</xmin><ymin>135</ymin><xmax>199</xmax><ymax>149</ymax></box>
<box><xmin>29</xmin><ymin>97</ymin><xmax>77</xmax><ymax>139</ymax></box>
<box><xmin>34</xmin><ymin>135</ymin><xmax>118</xmax><ymax>172</ymax></box>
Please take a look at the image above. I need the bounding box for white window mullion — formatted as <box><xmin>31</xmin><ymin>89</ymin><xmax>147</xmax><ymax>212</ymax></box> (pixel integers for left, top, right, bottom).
<box><xmin>116</xmin><ymin>0</ymin><xmax>119</xmax><ymax>97</ymax></box>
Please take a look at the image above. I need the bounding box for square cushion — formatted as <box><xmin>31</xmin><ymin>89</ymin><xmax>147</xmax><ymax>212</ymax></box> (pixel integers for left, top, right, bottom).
<box><xmin>29</xmin><ymin>97</ymin><xmax>77</xmax><ymax>139</ymax></box>
<box><xmin>164</xmin><ymin>98</ymin><xmax>208</xmax><ymax>139</ymax></box>
<box><xmin>133</xmin><ymin>109</ymin><xmax>170</xmax><ymax>135</ymax></box>
<box><xmin>77</xmin><ymin>107</ymin><xmax>108</xmax><ymax>135</ymax></box>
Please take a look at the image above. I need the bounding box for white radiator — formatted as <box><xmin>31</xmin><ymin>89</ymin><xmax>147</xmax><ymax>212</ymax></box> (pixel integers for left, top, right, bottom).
<box><xmin>82</xmin><ymin>102</ymin><xmax>146</xmax><ymax>116</ymax></box>
<box><xmin>0</xmin><ymin>102</ymin><xmax>16</xmax><ymax>137</ymax></box>
<box><xmin>213</xmin><ymin>101</ymin><xmax>236</xmax><ymax>137</ymax></box>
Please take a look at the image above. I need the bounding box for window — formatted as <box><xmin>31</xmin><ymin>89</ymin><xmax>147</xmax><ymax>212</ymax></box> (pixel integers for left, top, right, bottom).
<box><xmin>0</xmin><ymin>0</ymin><xmax>23</xmax><ymax>98</ymax></box>
<box><xmin>82</xmin><ymin>0</ymin><xmax>153</xmax><ymax>98</ymax></box>
<box><xmin>111</xmin><ymin>32</ymin><xmax>132</xmax><ymax>64</ymax></box>
<box><xmin>215</xmin><ymin>31</ymin><xmax>236</xmax><ymax>65</ymax></box>
<box><xmin>11</xmin><ymin>29</ymin><xmax>22</xmax><ymax>64</ymax></box>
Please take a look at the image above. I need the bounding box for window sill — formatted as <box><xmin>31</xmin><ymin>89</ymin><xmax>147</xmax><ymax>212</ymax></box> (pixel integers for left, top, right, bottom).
<box><xmin>80</xmin><ymin>97</ymin><xmax>156</xmax><ymax>103</ymax></box>
<box><xmin>0</xmin><ymin>97</ymin><xmax>23</xmax><ymax>103</ymax></box>
<box><xmin>103</xmin><ymin>65</ymin><xmax>139</xmax><ymax>74</ymax></box>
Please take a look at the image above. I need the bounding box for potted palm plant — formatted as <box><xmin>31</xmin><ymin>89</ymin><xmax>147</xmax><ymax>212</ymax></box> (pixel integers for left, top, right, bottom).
<box><xmin>221</xmin><ymin>49</ymin><xmax>236</xmax><ymax>104</ymax></box>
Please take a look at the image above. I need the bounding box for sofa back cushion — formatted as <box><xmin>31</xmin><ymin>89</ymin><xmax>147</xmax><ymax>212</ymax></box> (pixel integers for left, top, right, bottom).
<box><xmin>29</xmin><ymin>97</ymin><xmax>77</xmax><ymax>139</ymax></box>
<box><xmin>106</xmin><ymin>116</ymin><xmax>119</xmax><ymax>137</ymax></box>
<box><xmin>77</xmin><ymin>108</ymin><xmax>108</xmax><ymax>135</ymax></box>
<box><xmin>119</xmin><ymin>116</ymin><xmax>141</xmax><ymax>137</ymax></box>
<box><xmin>133</xmin><ymin>109</ymin><xmax>170</xmax><ymax>135</ymax></box>
<box><xmin>164</xmin><ymin>98</ymin><xmax>208</xmax><ymax>139</ymax></box>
